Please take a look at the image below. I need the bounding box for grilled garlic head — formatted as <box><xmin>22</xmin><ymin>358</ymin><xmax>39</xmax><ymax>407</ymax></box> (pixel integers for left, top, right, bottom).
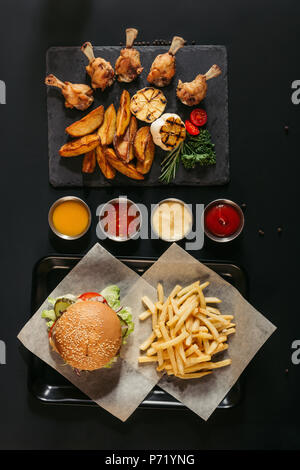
<box><xmin>130</xmin><ymin>87</ymin><xmax>167</xmax><ymax>123</ymax></box>
<box><xmin>150</xmin><ymin>113</ymin><xmax>186</xmax><ymax>151</ymax></box>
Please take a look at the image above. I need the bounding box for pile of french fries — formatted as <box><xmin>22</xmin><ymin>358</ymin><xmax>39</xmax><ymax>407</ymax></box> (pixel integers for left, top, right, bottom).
<box><xmin>138</xmin><ymin>281</ymin><xmax>235</xmax><ymax>379</ymax></box>
<box><xmin>58</xmin><ymin>90</ymin><xmax>155</xmax><ymax>180</ymax></box>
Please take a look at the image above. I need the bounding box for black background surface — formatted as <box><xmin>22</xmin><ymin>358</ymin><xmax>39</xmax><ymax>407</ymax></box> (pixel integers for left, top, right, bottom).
<box><xmin>0</xmin><ymin>0</ymin><xmax>299</xmax><ymax>450</ymax></box>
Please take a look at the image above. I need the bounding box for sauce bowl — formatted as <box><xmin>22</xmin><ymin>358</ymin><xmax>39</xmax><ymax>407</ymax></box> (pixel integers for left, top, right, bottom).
<box><xmin>48</xmin><ymin>196</ymin><xmax>91</xmax><ymax>240</ymax></box>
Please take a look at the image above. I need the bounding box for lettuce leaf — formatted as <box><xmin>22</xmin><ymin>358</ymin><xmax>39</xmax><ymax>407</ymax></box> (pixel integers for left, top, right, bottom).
<box><xmin>117</xmin><ymin>307</ymin><xmax>134</xmax><ymax>343</ymax></box>
<box><xmin>100</xmin><ymin>285</ymin><xmax>121</xmax><ymax>310</ymax></box>
<box><xmin>41</xmin><ymin>309</ymin><xmax>56</xmax><ymax>321</ymax></box>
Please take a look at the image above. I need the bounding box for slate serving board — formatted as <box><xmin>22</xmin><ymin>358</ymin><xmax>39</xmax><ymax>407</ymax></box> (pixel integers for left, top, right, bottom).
<box><xmin>46</xmin><ymin>45</ymin><xmax>229</xmax><ymax>187</ymax></box>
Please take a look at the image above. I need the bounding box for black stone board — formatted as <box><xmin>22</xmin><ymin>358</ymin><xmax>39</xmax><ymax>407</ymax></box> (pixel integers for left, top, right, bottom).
<box><xmin>46</xmin><ymin>45</ymin><xmax>229</xmax><ymax>187</ymax></box>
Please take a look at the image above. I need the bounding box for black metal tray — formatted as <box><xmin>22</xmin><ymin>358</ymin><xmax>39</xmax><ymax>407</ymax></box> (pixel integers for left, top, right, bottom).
<box><xmin>47</xmin><ymin>45</ymin><xmax>229</xmax><ymax>187</ymax></box>
<box><xmin>29</xmin><ymin>256</ymin><xmax>246</xmax><ymax>409</ymax></box>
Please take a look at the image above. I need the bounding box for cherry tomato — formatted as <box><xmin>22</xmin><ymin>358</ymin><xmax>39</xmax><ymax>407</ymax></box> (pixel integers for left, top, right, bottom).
<box><xmin>190</xmin><ymin>108</ymin><xmax>207</xmax><ymax>127</ymax></box>
<box><xmin>185</xmin><ymin>120</ymin><xmax>200</xmax><ymax>136</ymax></box>
<box><xmin>79</xmin><ymin>292</ymin><xmax>107</xmax><ymax>303</ymax></box>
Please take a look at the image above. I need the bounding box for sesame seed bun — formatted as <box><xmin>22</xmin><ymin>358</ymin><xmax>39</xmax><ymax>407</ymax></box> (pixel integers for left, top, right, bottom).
<box><xmin>50</xmin><ymin>301</ymin><xmax>122</xmax><ymax>371</ymax></box>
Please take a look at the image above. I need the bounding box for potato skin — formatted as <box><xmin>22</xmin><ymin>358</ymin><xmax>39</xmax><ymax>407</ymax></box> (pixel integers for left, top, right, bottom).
<box><xmin>114</xmin><ymin>116</ymin><xmax>138</xmax><ymax>162</ymax></box>
<box><xmin>116</xmin><ymin>90</ymin><xmax>131</xmax><ymax>137</ymax></box>
<box><xmin>59</xmin><ymin>134</ymin><xmax>100</xmax><ymax>157</ymax></box>
<box><xmin>105</xmin><ymin>148</ymin><xmax>144</xmax><ymax>180</ymax></box>
<box><xmin>82</xmin><ymin>149</ymin><xmax>97</xmax><ymax>173</ymax></box>
<box><xmin>66</xmin><ymin>105</ymin><xmax>104</xmax><ymax>137</ymax></box>
<box><xmin>136</xmin><ymin>132</ymin><xmax>155</xmax><ymax>174</ymax></box>
<box><xmin>97</xmin><ymin>104</ymin><xmax>117</xmax><ymax>146</ymax></box>
<box><xmin>96</xmin><ymin>145</ymin><xmax>116</xmax><ymax>180</ymax></box>
<box><xmin>134</xmin><ymin>126</ymin><xmax>151</xmax><ymax>162</ymax></box>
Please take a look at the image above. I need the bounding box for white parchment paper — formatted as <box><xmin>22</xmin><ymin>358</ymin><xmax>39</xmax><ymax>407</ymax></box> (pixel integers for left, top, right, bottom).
<box><xmin>140</xmin><ymin>243</ymin><xmax>277</xmax><ymax>421</ymax></box>
<box><xmin>17</xmin><ymin>243</ymin><xmax>159</xmax><ymax>422</ymax></box>
<box><xmin>18</xmin><ymin>242</ymin><xmax>277</xmax><ymax>422</ymax></box>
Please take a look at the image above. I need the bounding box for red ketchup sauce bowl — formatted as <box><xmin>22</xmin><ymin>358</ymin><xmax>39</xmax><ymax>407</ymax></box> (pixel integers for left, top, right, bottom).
<box><xmin>98</xmin><ymin>197</ymin><xmax>141</xmax><ymax>242</ymax></box>
<box><xmin>204</xmin><ymin>199</ymin><xmax>244</xmax><ymax>242</ymax></box>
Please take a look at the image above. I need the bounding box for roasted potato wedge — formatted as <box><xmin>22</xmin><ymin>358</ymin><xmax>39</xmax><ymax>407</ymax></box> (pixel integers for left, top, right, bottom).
<box><xmin>136</xmin><ymin>132</ymin><xmax>155</xmax><ymax>174</ymax></box>
<box><xmin>66</xmin><ymin>105</ymin><xmax>104</xmax><ymax>137</ymax></box>
<box><xmin>113</xmin><ymin>116</ymin><xmax>138</xmax><ymax>162</ymax></box>
<box><xmin>96</xmin><ymin>145</ymin><xmax>116</xmax><ymax>179</ymax></box>
<box><xmin>127</xmin><ymin>116</ymin><xmax>138</xmax><ymax>161</ymax></box>
<box><xmin>134</xmin><ymin>126</ymin><xmax>152</xmax><ymax>162</ymax></box>
<box><xmin>97</xmin><ymin>104</ymin><xmax>117</xmax><ymax>146</ymax></box>
<box><xmin>82</xmin><ymin>149</ymin><xmax>97</xmax><ymax>173</ymax></box>
<box><xmin>113</xmin><ymin>133</ymin><xmax>129</xmax><ymax>162</ymax></box>
<box><xmin>59</xmin><ymin>134</ymin><xmax>100</xmax><ymax>157</ymax></box>
<box><xmin>105</xmin><ymin>148</ymin><xmax>144</xmax><ymax>180</ymax></box>
<box><xmin>116</xmin><ymin>90</ymin><xmax>131</xmax><ymax>137</ymax></box>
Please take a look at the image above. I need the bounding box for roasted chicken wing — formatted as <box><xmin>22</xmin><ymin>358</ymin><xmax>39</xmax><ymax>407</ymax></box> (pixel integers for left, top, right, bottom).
<box><xmin>81</xmin><ymin>42</ymin><xmax>114</xmax><ymax>91</ymax></box>
<box><xmin>115</xmin><ymin>28</ymin><xmax>143</xmax><ymax>82</ymax></box>
<box><xmin>45</xmin><ymin>74</ymin><xmax>94</xmax><ymax>110</ymax></box>
<box><xmin>147</xmin><ymin>36</ymin><xmax>185</xmax><ymax>87</ymax></box>
<box><xmin>176</xmin><ymin>64</ymin><xmax>222</xmax><ymax>106</ymax></box>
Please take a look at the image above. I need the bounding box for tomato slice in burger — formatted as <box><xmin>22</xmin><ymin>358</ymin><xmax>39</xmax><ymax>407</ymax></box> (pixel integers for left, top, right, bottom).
<box><xmin>79</xmin><ymin>292</ymin><xmax>107</xmax><ymax>303</ymax></box>
<box><xmin>185</xmin><ymin>120</ymin><xmax>200</xmax><ymax>136</ymax></box>
<box><xmin>48</xmin><ymin>321</ymin><xmax>56</xmax><ymax>338</ymax></box>
<box><xmin>190</xmin><ymin>108</ymin><xmax>207</xmax><ymax>127</ymax></box>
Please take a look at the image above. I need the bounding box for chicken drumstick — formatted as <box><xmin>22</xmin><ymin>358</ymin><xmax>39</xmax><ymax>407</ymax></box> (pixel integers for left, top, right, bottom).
<box><xmin>81</xmin><ymin>42</ymin><xmax>115</xmax><ymax>91</ymax></box>
<box><xmin>45</xmin><ymin>74</ymin><xmax>94</xmax><ymax>110</ymax></box>
<box><xmin>176</xmin><ymin>64</ymin><xmax>222</xmax><ymax>106</ymax></box>
<box><xmin>115</xmin><ymin>28</ymin><xmax>143</xmax><ymax>82</ymax></box>
<box><xmin>147</xmin><ymin>36</ymin><xmax>185</xmax><ymax>87</ymax></box>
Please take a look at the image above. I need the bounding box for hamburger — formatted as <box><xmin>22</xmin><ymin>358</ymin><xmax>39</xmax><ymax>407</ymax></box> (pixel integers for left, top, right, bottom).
<box><xmin>42</xmin><ymin>286</ymin><xmax>134</xmax><ymax>371</ymax></box>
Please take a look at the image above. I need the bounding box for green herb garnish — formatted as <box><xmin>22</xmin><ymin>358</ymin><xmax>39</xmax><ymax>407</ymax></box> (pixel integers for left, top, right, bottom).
<box><xmin>159</xmin><ymin>130</ymin><xmax>216</xmax><ymax>183</ymax></box>
<box><xmin>159</xmin><ymin>142</ymin><xmax>183</xmax><ymax>184</ymax></box>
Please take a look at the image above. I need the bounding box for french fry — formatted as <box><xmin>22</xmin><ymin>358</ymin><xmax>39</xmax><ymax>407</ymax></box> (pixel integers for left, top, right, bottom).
<box><xmin>97</xmin><ymin>103</ymin><xmax>116</xmax><ymax>146</ymax></box>
<box><xmin>138</xmin><ymin>356</ymin><xmax>159</xmax><ymax>363</ymax></box>
<box><xmin>197</xmin><ymin>314</ymin><xmax>219</xmax><ymax>340</ymax></box>
<box><xmin>177</xmin><ymin>281</ymin><xmax>200</xmax><ymax>297</ymax></box>
<box><xmin>197</xmin><ymin>286</ymin><xmax>206</xmax><ymax>309</ymax></box>
<box><xmin>95</xmin><ymin>145</ymin><xmax>116</xmax><ymax>179</ymax></box>
<box><xmin>138</xmin><ymin>280</ymin><xmax>235</xmax><ymax>380</ymax></box>
<box><xmin>82</xmin><ymin>148</ymin><xmax>96</xmax><ymax>173</ymax></box>
<box><xmin>139</xmin><ymin>309</ymin><xmax>152</xmax><ymax>321</ymax></box>
<box><xmin>142</xmin><ymin>296</ymin><xmax>156</xmax><ymax>315</ymax></box>
<box><xmin>105</xmin><ymin>148</ymin><xmax>144</xmax><ymax>180</ymax></box>
<box><xmin>173</xmin><ymin>300</ymin><xmax>198</xmax><ymax>334</ymax></box>
<box><xmin>59</xmin><ymin>133</ymin><xmax>100</xmax><ymax>157</ymax></box>
<box><xmin>66</xmin><ymin>105</ymin><xmax>104</xmax><ymax>137</ymax></box>
<box><xmin>185</xmin><ymin>344</ymin><xmax>199</xmax><ymax>357</ymax></box>
<box><xmin>205</xmin><ymin>297</ymin><xmax>222</xmax><ymax>304</ymax></box>
<box><xmin>146</xmin><ymin>347</ymin><xmax>157</xmax><ymax>356</ymax></box>
<box><xmin>157</xmin><ymin>283</ymin><xmax>164</xmax><ymax>304</ymax></box>
<box><xmin>152</xmin><ymin>331</ymin><xmax>189</xmax><ymax>351</ymax></box>
<box><xmin>140</xmin><ymin>332</ymin><xmax>156</xmax><ymax>351</ymax></box>
<box><xmin>176</xmin><ymin>371</ymin><xmax>212</xmax><ymax>380</ymax></box>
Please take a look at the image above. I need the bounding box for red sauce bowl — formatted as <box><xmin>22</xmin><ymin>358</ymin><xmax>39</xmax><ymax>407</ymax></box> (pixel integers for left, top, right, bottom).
<box><xmin>98</xmin><ymin>197</ymin><xmax>141</xmax><ymax>242</ymax></box>
<box><xmin>203</xmin><ymin>199</ymin><xmax>244</xmax><ymax>242</ymax></box>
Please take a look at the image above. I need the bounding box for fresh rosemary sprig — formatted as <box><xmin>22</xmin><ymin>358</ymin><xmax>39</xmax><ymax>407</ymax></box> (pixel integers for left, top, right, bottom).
<box><xmin>159</xmin><ymin>142</ymin><xmax>183</xmax><ymax>184</ymax></box>
<box><xmin>159</xmin><ymin>130</ymin><xmax>216</xmax><ymax>183</ymax></box>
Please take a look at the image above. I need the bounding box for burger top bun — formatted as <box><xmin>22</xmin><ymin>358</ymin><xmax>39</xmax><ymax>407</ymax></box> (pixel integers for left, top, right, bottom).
<box><xmin>51</xmin><ymin>300</ymin><xmax>122</xmax><ymax>371</ymax></box>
